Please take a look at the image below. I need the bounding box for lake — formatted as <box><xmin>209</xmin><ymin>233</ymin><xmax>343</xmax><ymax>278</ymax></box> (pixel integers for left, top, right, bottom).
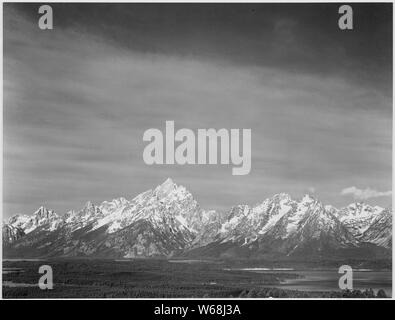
<box><xmin>230</xmin><ymin>268</ymin><xmax>392</xmax><ymax>297</ymax></box>
<box><xmin>2</xmin><ymin>259</ymin><xmax>392</xmax><ymax>298</ymax></box>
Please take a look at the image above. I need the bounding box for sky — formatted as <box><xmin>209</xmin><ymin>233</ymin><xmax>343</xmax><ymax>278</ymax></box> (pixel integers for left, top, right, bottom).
<box><xmin>2</xmin><ymin>3</ymin><xmax>393</xmax><ymax>218</ymax></box>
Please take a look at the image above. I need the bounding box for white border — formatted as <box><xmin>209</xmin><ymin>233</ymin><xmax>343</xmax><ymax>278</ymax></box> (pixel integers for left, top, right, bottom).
<box><xmin>0</xmin><ymin>0</ymin><xmax>393</xmax><ymax>302</ymax></box>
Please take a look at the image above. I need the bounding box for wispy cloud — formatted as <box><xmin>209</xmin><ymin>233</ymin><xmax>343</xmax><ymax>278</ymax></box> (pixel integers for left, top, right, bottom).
<box><xmin>341</xmin><ymin>186</ymin><xmax>392</xmax><ymax>200</ymax></box>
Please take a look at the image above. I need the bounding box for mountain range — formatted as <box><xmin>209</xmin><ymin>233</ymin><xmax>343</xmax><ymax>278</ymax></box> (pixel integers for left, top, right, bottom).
<box><xmin>3</xmin><ymin>178</ymin><xmax>392</xmax><ymax>260</ymax></box>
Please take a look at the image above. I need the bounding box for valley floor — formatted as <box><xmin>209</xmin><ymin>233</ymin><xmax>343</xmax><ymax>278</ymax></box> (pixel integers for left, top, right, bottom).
<box><xmin>2</xmin><ymin>258</ymin><xmax>392</xmax><ymax>298</ymax></box>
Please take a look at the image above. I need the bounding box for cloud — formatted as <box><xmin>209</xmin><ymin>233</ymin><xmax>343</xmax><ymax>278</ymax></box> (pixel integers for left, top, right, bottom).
<box><xmin>341</xmin><ymin>186</ymin><xmax>392</xmax><ymax>200</ymax></box>
<box><xmin>2</xmin><ymin>5</ymin><xmax>392</xmax><ymax>217</ymax></box>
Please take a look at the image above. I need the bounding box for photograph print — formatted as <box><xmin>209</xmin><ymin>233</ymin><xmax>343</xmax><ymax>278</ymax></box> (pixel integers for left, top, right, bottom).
<box><xmin>1</xmin><ymin>2</ymin><xmax>393</xmax><ymax>299</ymax></box>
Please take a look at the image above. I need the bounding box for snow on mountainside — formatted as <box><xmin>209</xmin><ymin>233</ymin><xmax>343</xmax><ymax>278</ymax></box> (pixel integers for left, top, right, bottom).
<box><xmin>7</xmin><ymin>206</ymin><xmax>62</xmax><ymax>234</ymax></box>
<box><xmin>191</xmin><ymin>193</ymin><xmax>360</xmax><ymax>259</ymax></box>
<box><xmin>335</xmin><ymin>203</ymin><xmax>385</xmax><ymax>238</ymax></box>
<box><xmin>3</xmin><ymin>179</ymin><xmax>204</xmax><ymax>258</ymax></box>
<box><xmin>359</xmin><ymin>208</ymin><xmax>392</xmax><ymax>249</ymax></box>
<box><xmin>3</xmin><ymin>179</ymin><xmax>392</xmax><ymax>260</ymax></box>
<box><xmin>91</xmin><ymin>178</ymin><xmax>202</xmax><ymax>235</ymax></box>
<box><xmin>2</xmin><ymin>224</ymin><xmax>25</xmax><ymax>245</ymax></box>
<box><xmin>85</xmin><ymin>178</ymin><xmax>205</xmax><ymax>257</ymax></box>
<box><xmin>7</xmin><ymin>214</ymin><xmax>30</xmax><ymax>230</ymax></box>
<box><xmin>216</xmin><ymin>193</ymin><xmax>295</xmax><ymax>245</ymax></box>
<box><xmin>261</xmin><ymin>194</ymin><xmax>354</xmax><ymax>245</ymax></box>
<box><xmin>64</xmin><ymin>201</ymin><xmax>104</xmax><ymax>232</ymax></box>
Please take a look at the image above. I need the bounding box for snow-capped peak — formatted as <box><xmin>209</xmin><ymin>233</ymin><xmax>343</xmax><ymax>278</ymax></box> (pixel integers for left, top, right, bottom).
<box><xmin>8</xmin><ymin>206</ymin><xmax>62</xmax><ymax>234</ymax></box>
<box><xmin>81</xmin><ymin>201</ymin><xmax>102</xmax><ymax>215</ymax></box>
<box><xmin>4</xmin><ymin>180</ymin><xmax>392</xmax><ymax>258</ymax></box>
<box><xmin>63</xmin><ymin>201</ymin><xmax>103</xmax><ymax>231</ymax></box>
<box><xmin>154</xmin><ymin>178</ymin><xmax>177</xmax><ymax>198</ymax></box>
<box><xmin>90</xmin><ymin>178</ymin><xmax>201</xmax><ymax>236</ymax></box>
<box><xmin>301</xmin><ymin>193</ymin><xmax>316</xmax><ymax>204</ymax></box>
<box><xmin>99</xmin><ymin>197</ymin><xmax>130</xmax><ymax>215</ymax></box>
<box><xmin>271</xmin><ymin>193</ymin><xmax>292</xmax><ymax>202</ymax></box>
<box><xmin>7</xmin><ymin>214</ymin><xmax>30</xmax><ymax>229</ymax></box>
<box><xmin>341</xmin><ymin>202</ymin><xmax>382</xmax><ymax>218</ymax></box>
<box><xmin>34</xmin><ymin>206</ymin><xmax>56</xmax><ymax>218</ymax></box>
<box><xmin>324</xmin><ymin>205</ymin><xmax>339</xmax><ymax>215</ymax></box>
<box><xmin>336</xmin><ymin>202</ymin><xmax>385</xmax><ymax>238</ymax></box>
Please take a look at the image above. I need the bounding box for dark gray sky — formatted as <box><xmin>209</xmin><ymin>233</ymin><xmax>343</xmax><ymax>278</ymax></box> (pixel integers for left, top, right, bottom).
<box><xmin>3</xmin><ymin>3</ymin><xmax>392</xmax><ymax>218</ymax></box>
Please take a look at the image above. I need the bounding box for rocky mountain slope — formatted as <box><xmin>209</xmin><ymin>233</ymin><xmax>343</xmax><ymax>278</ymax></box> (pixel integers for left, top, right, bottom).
<box><xmin>3</xmin><ymin>179</ymin><xmax>392</xmax><ymax>260</ymax></box>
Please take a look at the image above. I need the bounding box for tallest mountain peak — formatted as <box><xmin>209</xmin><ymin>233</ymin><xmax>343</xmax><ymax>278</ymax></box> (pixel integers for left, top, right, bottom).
<box><xmin>153</xmin><ymin>178</ymin><xmax>178</xmax><ymax>198</ymax></box>
<box><xmin>4</xmin><ymin>179</ymin><xmax>392</xmax><ymax>259</ymax></box>
<box><xmin>301</xmin><ymin>193</ymin><xmax>316</xmax><ymax>203</ymax></box>
<box><xmin>161</xmin><ymin>178</ymin><xmax>175</xmax><ymax>187</ymax></box>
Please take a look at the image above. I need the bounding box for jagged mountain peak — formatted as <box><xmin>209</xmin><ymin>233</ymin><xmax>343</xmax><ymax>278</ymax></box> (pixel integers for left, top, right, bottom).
<box><xmin>6</xmin><ymin>206</ymin><xmax>62</xmax><ymax>235</ymax></box>
<box><xmin>300</xmin><ymin>193</ymin><xmax>316</xmax><ymax>204</ymax></box>
<box><xmin>84</xmin><ymin>201</ymin><xmax>95</xmax><ymax>208</ymax></box>
<box><xmin>325</xmin><ymin>204</ymin><xmax>338</xmax><ymax>212</ymax></box>
<box><xmin>343</xmin><ymin>202</ymin><xmax>383</xmax><ymax>214</ymax></box>
<box><xmin>153</xmin><ymin>178</ymin><xmax>179</xmax><ymax>198</ymax></box>
<box><xmin>3</xmin><ymin>180</ymin><xmax>392</xmax><ymax>259</ymax></box>
<box><xmin>338</xmin><ymin>202</ymin><xmax>384</xmax><ymax>220</ymax></box>
<box><xmin>33</xmin><ymin>205</ymin><xmax>56</xmax><ymax>218</ymax></box>
<box><xmin>101</xmin><ymin>196</ymin><xmax>128</xmax><ymax>204</ymax></box>
<box><xmin>89</xmin><ymin>178</ymin><xmax>201</xmax><ymax>237</ymax></box>
<box><xmin>270</xmin><ymin>193</ymin><xmax>292</xmax><ymax>202</ymax></box>
<box><xmin>81</xmin><ymin>201</ymin><xmax>101</xmax><ymax>214</ymax></box>
<box><xmin>162</xmin><ymin>177</ymin><xmax>175</xmax><ymax>187</ymax></box>
<box><xmin>8</xmin><ymin>213</ymin><xmax>30</xmax><ymax>226</ymax></box>
<box><xmin>99</xmin><ymin>197</ymin><xmax>130</xmax><ymax>214</ymax></box>
<box><xmin>360</xmin><ymin>208</ymin><xmax>392</xmax><ymax>248</ymax></box>
<box><xmin>63</xmin><ymin>201</ymin><xmax>103</xmax><ymax>230</ymax></box>
<box><xmin>328</xmin><ymin>202</ymin><xmax>386</xmax><ymax>239</ymax></box>
<box><xmin>113</xmin><ymin>197</ymin><xmax>128</xmax><ymax>205</ymax></box>
<box><xmin>3</xmin><ymin>224</ymin><xmax>25</xmax><ymax>246</ymax></box>
<box><xmin>35</xmin><ymin>205</ymin><xmax>46</xmax><ymax>212</ymax></box>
